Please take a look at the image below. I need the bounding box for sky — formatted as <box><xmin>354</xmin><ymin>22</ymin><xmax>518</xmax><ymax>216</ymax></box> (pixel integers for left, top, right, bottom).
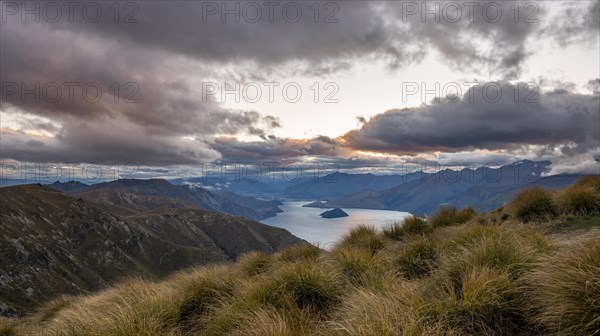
<box><xmin>1</xmin><ymin>0</ymin><xmax>599</xmax><ymax>182</ymax></box>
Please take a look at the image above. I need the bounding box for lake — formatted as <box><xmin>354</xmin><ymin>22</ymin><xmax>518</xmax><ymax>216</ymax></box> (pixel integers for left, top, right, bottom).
<box><xmin>261</xmin><ymin>201</ymin><xmax>411</xmax><ymax>249</ymax></box>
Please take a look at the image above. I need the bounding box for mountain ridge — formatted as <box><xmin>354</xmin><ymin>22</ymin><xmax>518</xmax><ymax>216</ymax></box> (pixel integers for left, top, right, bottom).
<box><xmin>49</xmin><ymin>179</ymin><xmax>282</xmax><ymax>221</ymax></box>
<box><xmin>0</xmin><ymin>184</ymin><xmax>305</xmax><ymax>316</ymax></box>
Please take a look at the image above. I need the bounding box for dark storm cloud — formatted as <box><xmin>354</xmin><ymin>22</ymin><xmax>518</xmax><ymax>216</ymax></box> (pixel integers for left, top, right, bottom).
<box><xmin>0</xmin><ymin>19</ymin><xmax>279</xmax><ymax>165</ymax></box>
<box><xmin>343</xmin><ymin>82</ymin><xmax>600</xmax><ymax>155</ymax></box>
<box><xmin>208</xmin><ymin>136</ymin><xmax>348</xmax><ymax>162</ymax></box>
<box><xmin>0</xmin><ymin>23</ymin><xmax>278</xmax><ymax>138</ymax></box>
<box><xmin>1</xmin><ymin>120</ymin><xmax>222</xmax><ymax>165</ymax></box>
<box><xmin>206</xmin><ymin>135</ymin><xmax>432</xmax><ymax>172</ymax></box>
<box><xmin>3</xmin><ymin>1</ymin><xmax>577</xmax><ymax>78</ymax></box>
<box><xmin>1</xmin><ymin>1</ymin><xmax>598</xmax><ymax>168</ymax></box>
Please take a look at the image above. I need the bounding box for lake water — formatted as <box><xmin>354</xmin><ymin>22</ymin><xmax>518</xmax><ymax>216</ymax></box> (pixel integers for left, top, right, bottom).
<box><xmin>261</xmin><ymin>201</ymin><xmax>411</xmax><ymax>249</ymax></box>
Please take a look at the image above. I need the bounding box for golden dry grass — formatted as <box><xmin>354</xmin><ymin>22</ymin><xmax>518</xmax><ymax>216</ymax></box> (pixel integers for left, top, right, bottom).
<box><xmin>4</xmin><ymin>177</ymin><xmax>600</xmax><ymax>336</ymax></box>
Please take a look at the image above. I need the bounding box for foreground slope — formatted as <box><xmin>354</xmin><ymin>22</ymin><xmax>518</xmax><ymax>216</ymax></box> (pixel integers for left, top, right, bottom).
<box><xmin>0</xmin><ymin>184</ymin><xmax>304</xmax><ymax>317</ymax></box>
<box><xmin>3</xmin><ymin>177</ymin><xmax>599</xmax><ymax>335</ymax></box>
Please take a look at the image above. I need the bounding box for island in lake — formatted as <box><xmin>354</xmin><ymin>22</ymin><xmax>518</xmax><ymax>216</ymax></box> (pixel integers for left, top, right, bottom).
<box><xmin>320</xmin><ymin>208</ymin><xmax>349</xmax><ymax>219</ymax></box>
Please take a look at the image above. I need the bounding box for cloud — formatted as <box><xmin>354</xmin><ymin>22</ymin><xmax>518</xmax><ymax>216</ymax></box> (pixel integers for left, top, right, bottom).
<box><xmin>208</xmin><ymin>136</ymin><xmax>349</xmax><ymax>162</ymax></box>
<box><xmin>5</xmin><ymin>1</ymin><xmax>589</xmax><ymax>79</ymax></box>
<box><xmin>0</xmin><ymin>115</ymin><xmax>222</xmax><ymax>165</ymax></box>
<box><xmin>1</xmin><ymin>1</ymin><xmax>598</xmax><ymax>173</ymax></box>
<box><xmin>342</xmin><ymin>82</ymin><xmax>600</xmax><ymax>156</ymax></box>
<box><xmin>542</xmin><ymin>1</ymin><xmax>600</xmax><ymax>46</ymax></box>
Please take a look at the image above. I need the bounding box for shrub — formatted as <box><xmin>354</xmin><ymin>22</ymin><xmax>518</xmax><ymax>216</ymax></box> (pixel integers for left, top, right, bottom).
<box><xmin>511</xmin><ymin>187</ymin><xmax>556</xmax><ymax>222</ymax></box>
<box><xmin>557</xmin><ymin>184</ymin><xmax>600</xmax><ymax>215</ymax></box>
<box><xmin>393</xmin><ymin>236</ymin><xmax>437</xmax><ymax>280</ymax></box>
<box><xmin>382</xmin><ymin>216</ymin><xmax>428</xmax><ymax>240</ymax></box>
<box><xmin>527</xmin><ymin>235</ymin><xmax>600</xmax><ymax>335</ymax></box>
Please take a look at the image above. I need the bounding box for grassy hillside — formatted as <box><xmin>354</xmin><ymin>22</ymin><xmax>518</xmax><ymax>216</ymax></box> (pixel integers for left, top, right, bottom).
<box><xmin>2</xmin><ymin>177</ymin><xmax>599</xmax><ymax>336</ymax></box>
<box><xmin>0</xmin><ymin>185</ymin><xmax>304</xmax><ymax>317</ymax></box>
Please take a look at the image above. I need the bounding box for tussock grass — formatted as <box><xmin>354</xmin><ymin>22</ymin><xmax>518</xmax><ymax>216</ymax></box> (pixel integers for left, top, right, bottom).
<box><xmin>31</xmin><ymin>295</ymin><xmax>75</xmax><ymax>322</ymax></box>
<box><xmin>575</xmin><ymin>175</ymin><xmax>600</xmax><ymax>192</ymax></box>
<box><xmin>5</xmin><ymin>177</ymin><xmax>599</xmax><ymax>336</ymax></box>
<box><xmin>41</xmin><ymin>279</ymin><xmax>184</xmax><ymax>335</ymax></box>
<box><xmin>434</xmin><ymin>266</ymin><xmax>524</xmax><ymax>335</ymax></box>
<box><xmin>331</xmin><ymin>246</ymin><xmax>391</xmax><ymax>290</ymax></box>
<box><xmin>338</xmin><ymin>225</ymin><xmax>388</xmax><ymax>253</ymax></box>
<box><xmin>510</xmin><ymin>187</ymin><xmax>556</xmax><ymax>222</ymax></box>
<box><xmin>331</xmin><ymin>283</ymin><xmax>441</xmax><ymax>336</ymax></box>
<box><xmin>238</xmin><ymin>251</ymin><xmax>271</xmax><ymax>276</ymax></box>
<box><xmin>175</xmin><ymin>266</ymin><xmax>236</xmax><ymax>324</ymax></box>
<box><xmin>557</xmin><ymin>184</ymin><xmax>600</xmax><ymax>215</ymax></box>
<box><xmin>526</xmin><ymin>234</ymin><xmax>600</xmax><ymax>335</ymax></box>
<box><xmin>249</xmin><ymin>261</ymin><xmax>345</xmax><ymax>315</ymax></box>
<box><xmin>430</xmin><ymin>206</ymin><xmax>477</xmax><ymax>229</ymax></box>
<box><xmin>383</xmin><ymin>216</ymin><xmax>429</xmax><ymax>240</ymax></box>
<box><xmin>392</xmin><ymin>235</ymin><xmax>437</xmax><ymax>280</ymax></box>
<box><xmin>275</xmin><ymin>243</ymin><xmax>322</xmax><ymax>262</ymax></box>
<box><xmin>0</xmin><ymin>317</ymin><xmax>18</xmax><ymax>336</ymax></box>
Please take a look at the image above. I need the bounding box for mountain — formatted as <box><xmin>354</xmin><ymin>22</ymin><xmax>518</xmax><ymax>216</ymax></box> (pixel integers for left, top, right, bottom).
<box><xmin>305</xmin><ymin>161</ymin><xmax>582</xmax><ymax>215</ymax></box>
<box><xmin>0</xmin><ymin>184</ymin><xmax>306</xmax><ymax>316</ymax></box>
<box><xmin>170</xmin><ymin>176</ymin><xmax>299</xmax><ymax>197</ymax></box>
<box><xmin>49</xmin><ymin>179</ymin><xmax>282</xmax><ymax>221</ymax></box>
<box><xmin>281</xmin><ymin>172</ymin><xmax>424</xmax><ymax>199</ymax></box>
<box><xmin>170</xmin><ymin>172</ymin><xmax>424</xmax><ymax>200</ymax></box>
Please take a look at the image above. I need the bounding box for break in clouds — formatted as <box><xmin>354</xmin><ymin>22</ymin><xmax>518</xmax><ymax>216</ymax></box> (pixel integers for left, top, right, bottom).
<box><xmin>1</xmin><ymin>0</ymin><xmax>599</xmax><ymax>175</ymax></box>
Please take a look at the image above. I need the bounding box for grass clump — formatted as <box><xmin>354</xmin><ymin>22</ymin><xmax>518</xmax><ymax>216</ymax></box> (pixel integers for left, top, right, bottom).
<box><xmin>436</xmin><ymin>267</ymin><xmax>523</xmax><ymax>335</ymax></box>
<box><xmin>0</xmin><ymin>318</ymin><xmax>18</xmax><ymax>336</ymax></box>
<box><xmin>276</xmin><ymin>243</ymin><xmax>321</xmax><ymax>262</ymax></box>
<box><xmin>238</xmin><ymin>251</ymin><xmax>271</xmax><ymax>276</ymax></box>
<box><xmin>272</xmin><ymin>263</ymin><xmax>344</xmax><ymax>314</ymax></box>
<box><xmin>557</xmin><ymin>184</ymin><xmax>600</xmax><ymax>215</ymax></box>
<box><xmin>430</xmin><ymin>206</ymin><xmax>477</xmax><ymax>228</ymax></box>
<box><xmin>332</xmin><ymin>246</ymin><xmax>391</xmax><ymax>290</ymax></box>
<box><xmin>176</xmin><ymin>266</ymin><xmax>236</xmax><ymax>323</ymax></box>
<box><xmin>332</xmin><ymin>283</ymin><xmax>439</xmax><ymax>335</ymax></box>
<box><xmin>32</xmin><ymin>295</ymin><xmax>75</xmax><ymax>322</ymax></box>
<box><xmin>511</xmin><ymin>187</ymin><xmax>556</xmax><ymax>222</ymax></box>
<box><xmin>392</xmin><ymin>235</ymin><xmax>438</xmax><ymax>280</ymax></box>
<box><xmin>527</xmin><ymin>234</ymin><xmax>600</xmax><ymax>335</ymax></box>
<box><xmin>339</xmin><ymin>225</ymin><xmax>387</xmax><ymax>253</ymax></box>
<box><xmin>574</xmin><ymin>175</ymin><xmax>600</xmax><ymax>192</ymax></box>
<box><xmin>382</xmin><ymin>216</ymin><xmax>428</xmax><ymax>240</ymax></box>
<box><xmin>40</xmin><ymin>279</ymin><xmax>183</xmax><ymax>335</ymax></box>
